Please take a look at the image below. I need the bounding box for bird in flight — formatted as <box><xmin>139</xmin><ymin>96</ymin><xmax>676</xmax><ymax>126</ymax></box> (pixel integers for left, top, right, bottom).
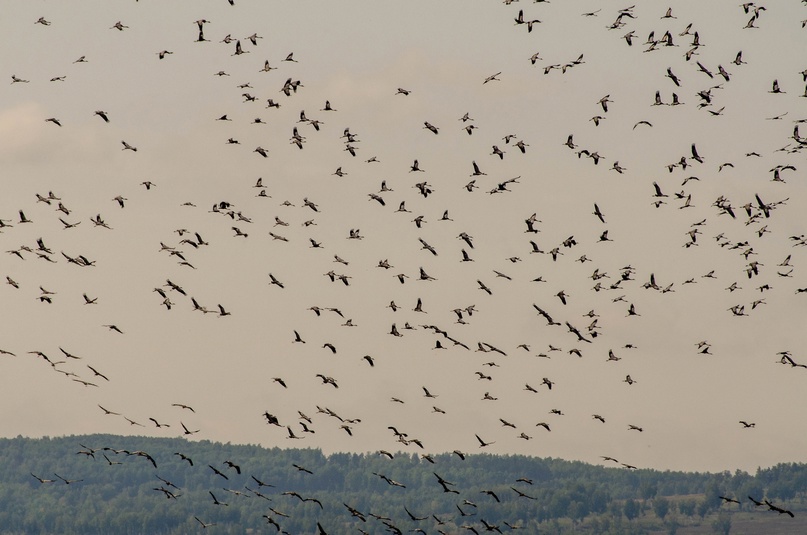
<box><xmin>483</xmin><ymin>72</ymin><xmax>501</xmax><ymax>83</ymax></box>
<box><xmin>475</xmin><ymin>434</ymin><xmax>495</xmax><ymax>447</ymax></box>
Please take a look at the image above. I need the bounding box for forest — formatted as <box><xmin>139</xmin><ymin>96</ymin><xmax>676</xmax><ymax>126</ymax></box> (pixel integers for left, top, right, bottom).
<box><xmin>1</xmin><ymin>434</ymin><xmax>805</xmax><ymax>534</ymax></box>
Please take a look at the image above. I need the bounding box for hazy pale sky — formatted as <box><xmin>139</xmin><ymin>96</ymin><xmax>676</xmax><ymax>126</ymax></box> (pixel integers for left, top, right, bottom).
<box><xmin>1</xmin><ymin>0</ymin><xmax>807</xmax><ymax>473</ymax></box>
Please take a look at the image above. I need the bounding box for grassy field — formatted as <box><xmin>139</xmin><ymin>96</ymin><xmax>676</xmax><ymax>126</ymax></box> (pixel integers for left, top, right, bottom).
<box><xmin>570</xmin><ymin>494</ymin><xmax>806</xmax><ymax>535</ymax></box>
<box><xmin>666</xmin><ymin>513</ymin><xmax>805</xmax><ymax>535</ymax></box>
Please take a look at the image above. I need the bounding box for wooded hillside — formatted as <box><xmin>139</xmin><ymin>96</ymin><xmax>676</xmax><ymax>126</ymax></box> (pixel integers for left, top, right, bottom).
<box><xmin>3</xmin><ymin>434</ymin><xmax>804</xmax><ymax>534</ymax></box>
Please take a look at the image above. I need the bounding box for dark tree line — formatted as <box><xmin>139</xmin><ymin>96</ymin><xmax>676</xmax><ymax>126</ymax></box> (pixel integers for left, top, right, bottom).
<box><xmin>0</xmin><ymin>434</ymin><xmax>802</xmax><ymax>534</ymax></box>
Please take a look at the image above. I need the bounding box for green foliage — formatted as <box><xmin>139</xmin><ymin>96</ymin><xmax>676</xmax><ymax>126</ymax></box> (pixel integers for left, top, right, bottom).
<box><xmin>665</xmin><ymin>517</ymin><xmax>681</xmax><ymax>535</ymax></box>
<box><xmin>711</xmin><ymin>512</ymin><xmax>732</xmax><ymax>534</ymax></box>
<box><xmin>623</xmin><ymin>498</ymin><xmax>641</xmax><ymax>520</ymax></box>
<box><xmin>653</xmin><ymin>496</ymin><xmax>670</xmax><ymax>520</ymax></box>
<box><xmin>0</xmin><ymin>435</ymin><xmax>802</xmax><ymax>534</ymax></box>
<box><xmin>640</xmin><ymin>479</ymin><xmax>659</xmax><ymax>500</ymax></box>
<box><xmin>698</xmin><ymin>498</ymin><xmax>713</xmax><ymax>519</ymax></box>
<box><xmin>678</xmin><ymin>498</ymin><xmax>697</xmax><ymax>517</ymax></box>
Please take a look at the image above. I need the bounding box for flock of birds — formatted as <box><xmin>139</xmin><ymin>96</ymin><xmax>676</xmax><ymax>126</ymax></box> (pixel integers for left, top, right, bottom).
<box><xmin>4</xmin><ymin>0</ymin><xmax>807</xmax><ymax>531</ymax></box>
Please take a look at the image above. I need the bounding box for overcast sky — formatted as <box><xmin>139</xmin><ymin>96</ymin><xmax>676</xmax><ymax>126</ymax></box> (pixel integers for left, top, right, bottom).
<box><xmin>1</xmin><ymin>0</ymin><xmax>807</xmax><ymax>474</ymax></box>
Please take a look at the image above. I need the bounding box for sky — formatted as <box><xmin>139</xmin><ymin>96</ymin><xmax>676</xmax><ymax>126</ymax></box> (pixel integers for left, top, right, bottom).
<box><xmin>1</xmin><ymin>0</ymin><xmax>807</xmax><ymax>474</ymax></box>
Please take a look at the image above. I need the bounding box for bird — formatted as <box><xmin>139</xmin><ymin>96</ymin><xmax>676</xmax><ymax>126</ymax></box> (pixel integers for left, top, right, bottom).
<box><xmin>535</xmin><ymin>421</ymin><xmax>552</xmax><ymax>432</ymax></box>
<box><xmin>194</xmin><ymin>517</ymin><xmax>216</xmax><ymax>529</ymax></box>
<box><xmin>748</xmin><ymin>495</ymin><xmax>765</xmax><ymax>507</ymax></box>
<box><xmin>765</xmin><ymin>500</ymin><xmax>795</xmax><ymax>517</ymax></box>
<box><xmin>597</xmin><ymin>95</ymin><xmax>612</xmax><ymax>112</ymax></box>
<box><xmin>272</xmin><ymin>376</ymin><xmax>288</xmax><ymax>388</ymax></box>
<box><xmin>148</xmin><ymin>417</ymin><xmax>169</xmax><ymax>428</ymax></box>
<box><xmin>180</xmin><ymin>422</ymin><xmax>199</xmax><ymax>435</ymax></box>
<box><xmin>208</xmin><ymin>466</ymin><xmax>229</xmax><ymax>481</ymax></box>
<box><xmin>483</xmin><ymin>72</ymin><xmax>501</xmax><ymax>83</ymax></box>
<box><xmin>54</xmin><ymin>473</ymin><xmax>83</xmax><ymax>485</ymax></box>
<box><xmin>86</xmin><ymin>366</ymin><xmax>108</xmax><ymax>381</ymax></box>
<box><xmin>422</xmin><ymin>387</ymin><xmax>438</xmax><ymax>398</ymax></box>
<box><xmin>232</xmin><ymin>40</ymin><xmax>248</xmax><ymax>56</ymax></box>
<box><xmin>432</xmin><ymin>472</ymin><xmax>459</xmax><ymax>494</ymax></box>
<box><xmin>174</xmin><ymin>452</ymin><xmax>193</xmax><ymax>466</ymax></box>
<box><xmin>209</xmin><ymin>490</ymin><xmax>229</xmax><ymax>505</ymax></box>
<box><xmin>31</xmin><ymin>473</ymin><xmax>56</xmax><ymax>484</ymax></box>
<box><xmin>373</xmin><ymin>472</ymin><xmax>405</xmax><ymax>487</ymax></box>
<box><xmin>477</xmin><ymin>280</ymin><xmax>492</xmax><ymax>295</ymax></box>
<box><xmin>475</xmin><ymin>434</ymin><xmax>495</xmax><ymax>447</ymax></box>
<box><xmin>224</xmin><ymin>460</ymin><xmax>241</xmax><ymax>474</ymax></box>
